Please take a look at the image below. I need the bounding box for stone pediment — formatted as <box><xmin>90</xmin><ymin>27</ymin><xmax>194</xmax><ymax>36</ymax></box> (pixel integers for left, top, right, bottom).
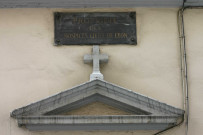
<box><xmin>11</xmin><ymin>79</ymin><xmax>184</xmax><ymax>131</ymax></box>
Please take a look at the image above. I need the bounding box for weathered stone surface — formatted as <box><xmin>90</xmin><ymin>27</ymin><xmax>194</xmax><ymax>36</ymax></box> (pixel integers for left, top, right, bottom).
<box><xmin>11</xmin><ymin>79</ymin><xmax>184</xmax><ymax>131</ymax></box>
<box><xmin>0</xmin><ymin>0</ymin><xmax>188</xmax><ymax>8</ymax></box>
<box><xmin>84</xmin><ymin>45</ymin><xmax>108</xmax><ymax>80</ymax></box>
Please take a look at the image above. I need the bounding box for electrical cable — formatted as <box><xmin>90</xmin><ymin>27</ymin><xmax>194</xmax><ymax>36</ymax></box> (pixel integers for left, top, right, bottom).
<box><xmin>153</xmin><ymin>0</ymin><xmax>187</xmax><ymax>134</ymax></box>
<box><xmin>154</xmin><ymin>2</ymin><xmax>203</xmax><ymax>135</ymax></box>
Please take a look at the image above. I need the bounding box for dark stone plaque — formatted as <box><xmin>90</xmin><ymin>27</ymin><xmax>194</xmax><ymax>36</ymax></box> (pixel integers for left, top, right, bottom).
<box><xmin>54</xmin><ymin>12</ymin><xmax>137</xmax><ymax>45</ymax></box>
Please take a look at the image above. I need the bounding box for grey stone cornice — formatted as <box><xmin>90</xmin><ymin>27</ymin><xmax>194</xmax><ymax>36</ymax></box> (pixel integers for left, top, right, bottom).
<box><xmin>17</xmin><ymin>115</ymin><xmax>179</xmax><ymax>125</ymax></box>
<box><xmin>11</xmin><ymin>79</ymin><xmax>184</xmax><ymax>117</ymax></box>
<box><xmin>0</xmin><ymin>0</ymin><xmax>203</xmax><ymax>8</ymax></box>
<box><xmin>17</xmin><ymin>115</ymin><xmax>181</xmax><ymax>130</ymax></box>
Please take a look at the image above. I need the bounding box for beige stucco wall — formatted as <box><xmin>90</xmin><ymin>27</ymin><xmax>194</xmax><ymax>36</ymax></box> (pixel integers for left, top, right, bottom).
<box><xmin>184</xmin><ymin>9</ymin><xmax>203</xmax><ymax>135</ymax></box>
<box><xmin>0</xmin><ymin>8</ymin><xmax>202</xmax><ymax>135</ymax></box>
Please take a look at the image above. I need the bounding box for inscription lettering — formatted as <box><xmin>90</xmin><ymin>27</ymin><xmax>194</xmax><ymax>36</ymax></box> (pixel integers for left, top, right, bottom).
<box><xmin>64</xmin><ymin>33</ymin><xmax>128</xmax><ymax>39</ymax></box>
<box><xmin>72</xmin><ymin>17</ymin><xmax>117</xmax><ymax>24</ymax></box>
<box><xmin>88</xmin><ymin>26</ymin><xmax>101</xmax><ymax>31</ymax></box>
<box><xmin>115</xmin><ymin>33</ymin><xmax>128</xmax><ymax>38</ymax></box>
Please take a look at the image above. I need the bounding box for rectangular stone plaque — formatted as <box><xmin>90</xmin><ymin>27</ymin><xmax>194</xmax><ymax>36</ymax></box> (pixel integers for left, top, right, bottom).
<box><xmin>54</xmin><ymin>12</ymin><xmax>137</xmax><ymax>45</ymax></box>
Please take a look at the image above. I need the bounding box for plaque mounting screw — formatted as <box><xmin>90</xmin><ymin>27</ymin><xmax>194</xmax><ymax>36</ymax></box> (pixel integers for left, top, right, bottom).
<box><xmin>55</xmin><ymin>13</ymin><xmax>60</xmax><ymax>20</ymax></box>
<box><xmin>55</xmin><ymin>39</ymin><xmax>60</xmax><ymax>44</ymax></box>
<box><xmin>129</xmin><ymin>12</ymin><xmax>135</xmax><ymax>18</ymax></box>
<box><xmin>131</xmin><ymin>38</ymin><xmax>135</xmax><ymax>42</ymax></box>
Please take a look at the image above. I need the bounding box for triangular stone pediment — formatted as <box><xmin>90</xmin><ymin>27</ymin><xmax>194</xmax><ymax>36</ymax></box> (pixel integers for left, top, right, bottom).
<box><xmin>11</xmin><ymin>79</ymin><xmax>184</xmax><ymax>131</ymax></box>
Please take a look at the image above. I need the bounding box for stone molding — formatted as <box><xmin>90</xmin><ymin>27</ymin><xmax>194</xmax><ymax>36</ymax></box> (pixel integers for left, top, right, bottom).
<box><xmin>11</xmin><ymin>79</ymin><xmax>184</xmax><ymax>131</ymax></box>
<box><xmin>0</xmin><ymin>0</ymin><xmax>200</xmax><ymax>8</ymax></box>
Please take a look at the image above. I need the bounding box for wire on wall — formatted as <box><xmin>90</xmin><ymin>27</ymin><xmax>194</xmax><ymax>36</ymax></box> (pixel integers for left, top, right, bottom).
<box><xmin>154</xmin><ymin>1</ymin><xmax>203</xmax><ymax>135</ymax></box>
<box><xmin>178</xmin><ymin>7</ymin><xmax>189</xmax><ymax>135</ymax></box>
<box><xmin>154</xmin><ymin>0</ymin><xmax>188</xmax><ymax>134</ymax></box>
